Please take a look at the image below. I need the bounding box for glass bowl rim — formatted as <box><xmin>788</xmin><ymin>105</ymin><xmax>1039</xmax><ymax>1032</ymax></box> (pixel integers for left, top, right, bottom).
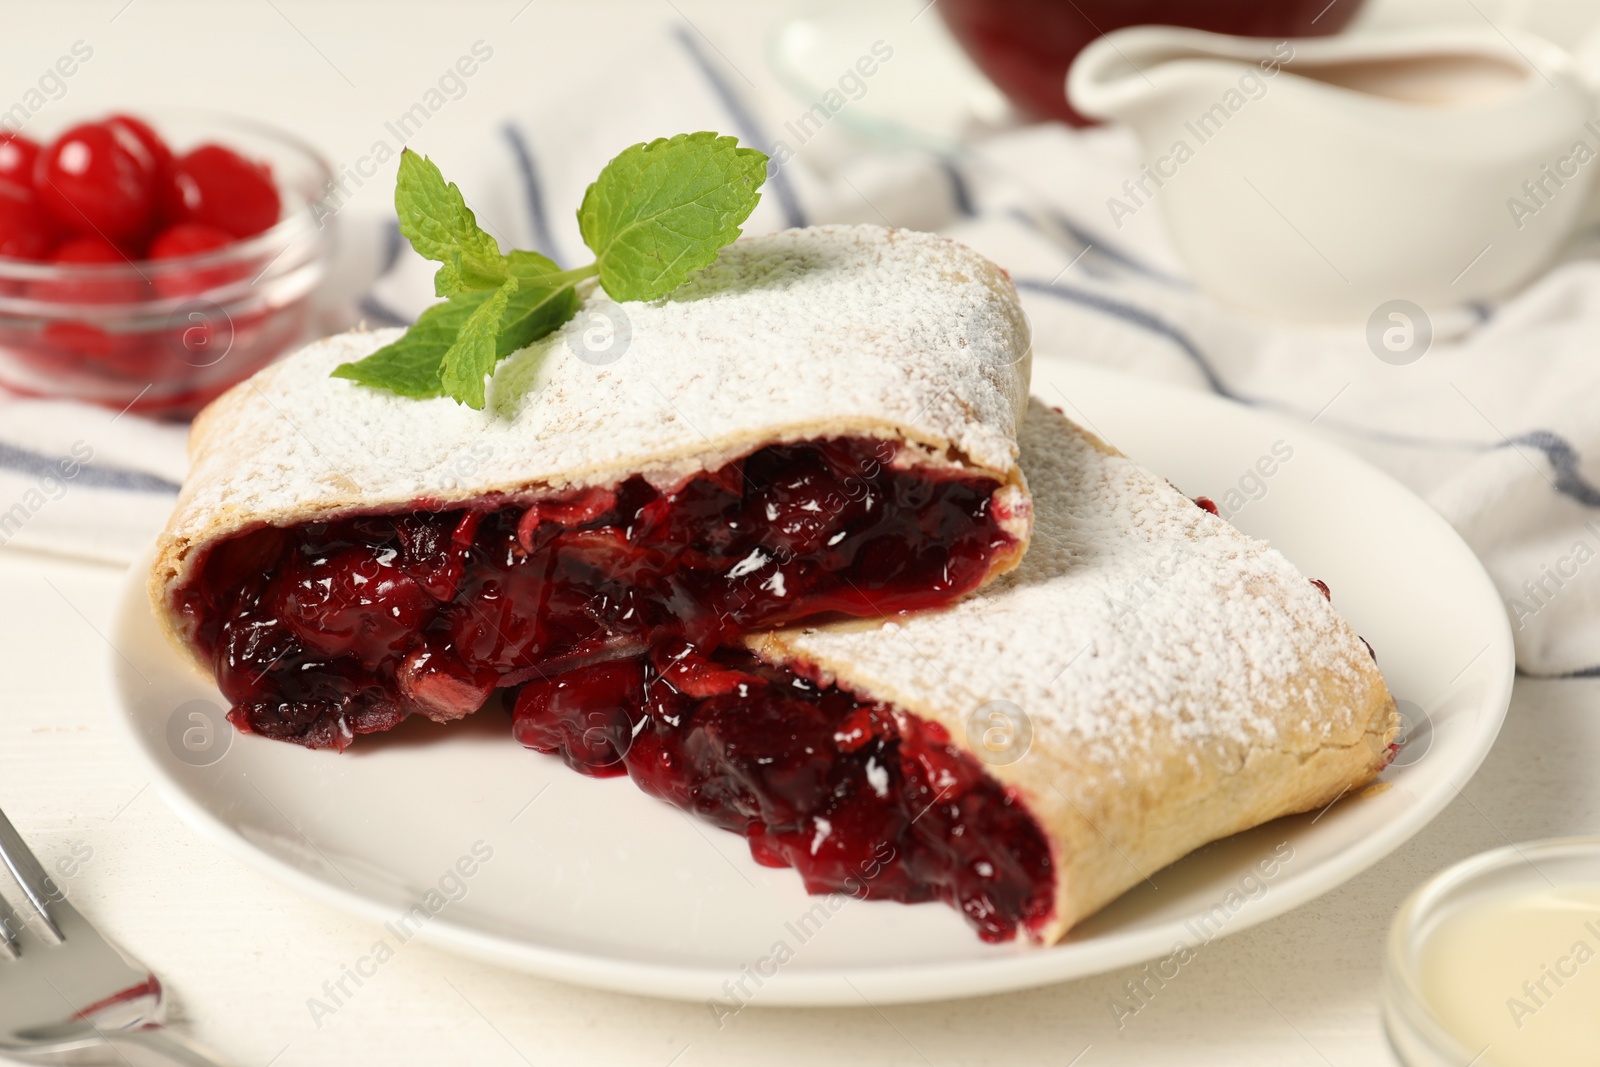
<box><xmin>1384</xmin><ymin>834</ymin><xmax>1600</xmax><ymax>1066</ymax></box>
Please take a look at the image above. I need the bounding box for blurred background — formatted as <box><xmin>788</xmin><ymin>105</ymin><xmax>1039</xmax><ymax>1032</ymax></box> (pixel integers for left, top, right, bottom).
<box><xmin>5</xmin><ymin>0</ymin><xmax>1597</xmax><ymax>327</ymax></box>
<box><xmin>5</xmin><ymin>0</ymin><xmax>1600</xmax><ymax>357</ymax></box>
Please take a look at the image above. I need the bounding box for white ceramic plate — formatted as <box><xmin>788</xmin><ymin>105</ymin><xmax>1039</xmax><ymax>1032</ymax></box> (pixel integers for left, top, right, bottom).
<box><xmin>109</xmin><ymin>358</ymin><xmax>1515</xmax><ymax>1006</ymax></box>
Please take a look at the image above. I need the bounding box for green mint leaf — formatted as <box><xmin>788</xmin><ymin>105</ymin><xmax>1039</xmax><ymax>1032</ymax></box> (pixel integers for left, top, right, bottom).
<box><xmin>330</xmin><ymin>290</ymin><xmax>498</xmax><ymax>397</ymax></box>
<box><xmin>438</xmin><ymin>280</ymin><xmax>517</xmax><ymax>410</ymax></box>
<box><xmin>498</xmin><ymin>277</ymin><xmax>581</xmax><ymax>357</ymax></box>
<box><xmin>505</xmin><ymin>249</ymin><xmax>563</xmax><ymax>281</ymax></box>
<box><xmin>332</xmin><ymin>276</ymin><xmax>582</xmax><ymax>405</ymax></box>
<box><xmin>394</xmin><ymin>149</ymin><xmax>507</xmax><ymax>297</ymax></box>
<box><xmin>577</xmin><ymin>132</ymin><xmax>767</xmax><ymax>302</ymax></box>
<box><xmin>337</xmin><ymin>133</ymin><xmax>759</xmax><ymax>405</ymax></box>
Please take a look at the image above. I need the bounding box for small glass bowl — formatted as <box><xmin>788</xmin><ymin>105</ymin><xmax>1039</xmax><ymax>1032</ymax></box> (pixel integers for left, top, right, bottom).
<box><xmin>1385</xmin><ymin>836</ymin><xmax>1600</xmax><ymax>1067</ymax></box>
<box><xmin>0</xmin><ymin>110</ymin><xmax>334</xmax><ymax>417</ymax></box>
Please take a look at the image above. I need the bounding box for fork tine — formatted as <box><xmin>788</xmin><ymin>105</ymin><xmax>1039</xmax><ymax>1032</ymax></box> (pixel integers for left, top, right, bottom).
<box><xmin>0</xmin><ymin>886</ymin><xmax>19</xmax><ymax>959</ymax></box>
<box><xmin>0</xmin><ymin>805</ymin><xmax>64</xmax><ymax>941</ymax></box>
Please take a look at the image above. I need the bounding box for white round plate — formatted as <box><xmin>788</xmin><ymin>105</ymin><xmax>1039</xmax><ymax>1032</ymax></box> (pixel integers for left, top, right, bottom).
<box><xmin>110</xmin><ymin>358</ymin><xmax>1515</xmax><ymax>1006</ymax></box>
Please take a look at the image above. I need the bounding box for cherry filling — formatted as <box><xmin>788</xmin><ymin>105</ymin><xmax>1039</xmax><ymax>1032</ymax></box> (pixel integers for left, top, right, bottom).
<box><xmin>512</xmin><ymin>643</ymin><xmax>1055</xmax><ymax>942</ymax></box>
<box><xmin>176</xmin><ymin>437</ymin><xmax>1019</xmax><ymax>750</ymax></box>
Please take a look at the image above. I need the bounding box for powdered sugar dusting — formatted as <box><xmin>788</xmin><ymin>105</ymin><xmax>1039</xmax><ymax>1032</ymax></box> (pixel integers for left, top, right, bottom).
<box><xmin>766</xmin><ymin>402</ymin><xmax>1379</xmax><ymax>765</ymax></box>
<box><xmin>162</xmin><ymin>225</ymin><xmax>1029</xmax><ymax>554</ymax></box>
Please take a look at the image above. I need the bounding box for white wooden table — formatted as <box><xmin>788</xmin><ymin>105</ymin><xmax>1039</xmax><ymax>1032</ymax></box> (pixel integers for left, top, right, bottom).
<box><xmin>2</xmin><ymin>2</ymin><xmax>1596</xmax><ymax>1064</ymax></box>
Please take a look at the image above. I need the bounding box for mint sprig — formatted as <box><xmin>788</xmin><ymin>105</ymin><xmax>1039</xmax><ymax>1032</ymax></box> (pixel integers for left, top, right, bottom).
<box><xmin>333</xmin><ymin>133</ymin><xmax>768</xmax><ymax>409</ymax></box>
<box><xmin>580</xmin><ymin>132</ymin><xmax>771</xmax><ymax>301</ymax></box>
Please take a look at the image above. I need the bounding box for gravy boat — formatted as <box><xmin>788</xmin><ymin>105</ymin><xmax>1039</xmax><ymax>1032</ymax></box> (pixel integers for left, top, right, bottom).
<box><xmin>1068</xmin><ymin>26</ymin><xmax>1598</xmax><ymax>322</ymax></box>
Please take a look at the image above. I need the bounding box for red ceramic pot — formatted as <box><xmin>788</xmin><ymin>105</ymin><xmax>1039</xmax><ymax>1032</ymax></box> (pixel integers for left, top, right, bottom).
<box><xmin>938</xmin><ymin>0</ymin><xmax>1366</xmax><ymax>125</ymax></box>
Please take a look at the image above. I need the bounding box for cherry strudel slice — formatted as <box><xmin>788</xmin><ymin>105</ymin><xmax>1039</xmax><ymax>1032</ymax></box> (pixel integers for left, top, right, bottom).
<box><xmin>512</xmin><ymin>402</ymin><xmax>1400</xmax><ymax>943</ymax></box>
<box><xmin>149</xmin><ymin>225</ymin><xmax>1034</xmax><ymax>749</ymax></box>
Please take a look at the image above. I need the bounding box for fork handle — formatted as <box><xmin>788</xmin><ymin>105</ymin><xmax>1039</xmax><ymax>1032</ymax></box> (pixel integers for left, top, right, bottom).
<box><xmin>94</xmin><ymin>1026</ymin><xmax>230</xmax><ymax>1066</ymax></box>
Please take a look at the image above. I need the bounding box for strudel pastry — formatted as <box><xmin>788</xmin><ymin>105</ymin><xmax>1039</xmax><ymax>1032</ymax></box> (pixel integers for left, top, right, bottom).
<box><xmin>148</xmin><ymin>225</ymin><xmax>1034</xmax><ymax>749</ymax></box>
<box><xmin>512</xmin><ymin>401</ymin><xmax>1399</xmax><ymax>943</ymax></box>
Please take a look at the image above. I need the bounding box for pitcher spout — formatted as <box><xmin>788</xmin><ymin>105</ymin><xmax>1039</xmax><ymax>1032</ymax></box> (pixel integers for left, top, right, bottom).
<box><xmin>1068</xmin><ymin>27</ymin><xmax>1298</xmax><ymax>125</ymax></box>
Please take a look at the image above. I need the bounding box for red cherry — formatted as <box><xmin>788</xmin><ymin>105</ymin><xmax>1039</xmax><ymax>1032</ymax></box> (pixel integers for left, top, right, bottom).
<box><xmin>277</xmin><ymin>545</ymin><xmax>437</xmax><ymax>665</ymax></box>
<box><xmin>149</xmin><ymin>222</ymin><xmax>242</xmax><ymax>298</ymax></box>
<box><xmin>394</xmin><ymin>511</ymin><xmax>481</xmax><ymax>601</ymax></box>
<box><xmin>397</xmin><ymin>642</ymin><xmax>495</xmax><ymax>723</ymax></box>
<box><xmin>164</xmin><ymin>144</ymin><xmax>280</xmax><ymax>239</ymax></box>
<box><xmin>0</xmin><ymin>134</ymin><xmax>42</xmax><ymax>199</ymax></box>
<box><xmin>37</xmin><ymin>321</ymin><xmax>154</xmax><ymax>380</ymax></box>
<box><xmin>52</xmin><ymin>235</ymin><xmax>124</xmax><ymax>263</ymax></box>
<box><xmin>511</xmin><ymin>660</ymin><xmax>641</xmax><ymax>777</ymax></box>
<box><xmin>29</xmin><ymin>235</ymin><xmax>151</xmax><ymax>376</ymax></box>
<box><xmin>653</xmin><ymin>642</ymin><xmax>749</xmax><ymax>698</ymax></box>
<box><xmin>149</xmin><ymin>221</ymin><xmax>231</xmax><ymax>258</ymax></box>
<box><xmin>0</xmin><ymin>187</ymin><xmax>57</xmax><ymax>260</ymax></box>
<box><xmin>104</xmin><ymin>114</ymin><xmax>172</xmax><ymax>185</ymax></box>
<box><xmin>35</xmin><ymin>122</ymin><xmax>158</xmax><ymax>241</ymax></box>
<box><xmin>29</xmin><ymin>236</ymin><xmax>146</xmax><ymax>304</ymax></box>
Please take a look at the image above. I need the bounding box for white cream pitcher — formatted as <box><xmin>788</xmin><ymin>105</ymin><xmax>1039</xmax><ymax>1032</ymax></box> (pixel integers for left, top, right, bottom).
<box><xmin>1068</xmin><ymin>26</ymin><xmax>1599</xmax><ymax>322</ymax></box>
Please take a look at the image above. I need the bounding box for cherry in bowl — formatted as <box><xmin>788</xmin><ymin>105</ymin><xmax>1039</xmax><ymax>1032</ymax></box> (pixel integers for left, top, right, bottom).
<box><xmin>0</xmin><ymin>111</ymin><xmax>333</xmax><ymax>417</ymax></box>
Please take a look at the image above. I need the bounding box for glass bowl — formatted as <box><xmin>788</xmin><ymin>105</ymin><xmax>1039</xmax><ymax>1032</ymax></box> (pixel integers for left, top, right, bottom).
<box><xmin>0</xmin><ymin>110</ymin><xmax>334</xmax><ymax>417</ymax></box>
<box><xmin>1385</xmin><ymin>836</ymin><xmax>1600</xmax><ymax>1067</ymax></box>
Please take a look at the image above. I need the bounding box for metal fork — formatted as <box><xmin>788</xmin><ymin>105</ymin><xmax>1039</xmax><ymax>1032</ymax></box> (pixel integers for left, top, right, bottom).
<box><xmin>0</xmin><ymin>805</ymin><xmax>228</xmax><ymax>1066</ymax></box>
